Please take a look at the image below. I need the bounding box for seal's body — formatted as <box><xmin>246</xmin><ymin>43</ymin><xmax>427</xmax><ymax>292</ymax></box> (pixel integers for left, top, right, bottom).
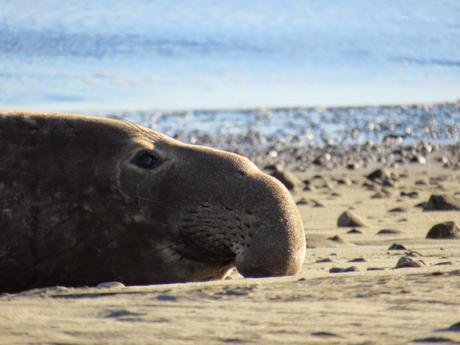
<box><xmin>0</xmin><ymin>111</ymin><xmax>305</xmax><ymax>293</ymax></box>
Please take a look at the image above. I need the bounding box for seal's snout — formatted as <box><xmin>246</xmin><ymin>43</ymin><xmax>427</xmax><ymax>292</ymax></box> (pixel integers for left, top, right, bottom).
<box><xmin>173</xmin><ymin>144</ymin><xmax>306</xmax><ymax>281</ymax></box>
<box><xmin>233</xmin><ymin>172</ymin><xmax>306</xmax><ymax>278</ymax></box>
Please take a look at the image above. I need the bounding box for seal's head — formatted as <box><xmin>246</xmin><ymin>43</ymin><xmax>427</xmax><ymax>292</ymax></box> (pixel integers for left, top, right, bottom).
<box><xmin>0</xmin><ymin>112</ymin><xmax>305</xmax><ymax>291</ymax></box>
<box><xmin>116</xmin><ymin>125</ymin><xmax>306</xmax><ymax>283</ymax></box>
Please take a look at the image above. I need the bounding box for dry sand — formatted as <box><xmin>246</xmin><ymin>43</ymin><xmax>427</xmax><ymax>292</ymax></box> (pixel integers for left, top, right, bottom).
<box><xmin>1</xmin><ymin>164</ymin><xmax>459</xmax><ymax>345</ymax></box>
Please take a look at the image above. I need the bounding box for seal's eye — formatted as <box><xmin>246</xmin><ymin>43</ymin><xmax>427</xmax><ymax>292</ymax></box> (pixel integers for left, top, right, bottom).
<box><xmin>133</xmin><ymin>151</ymin><xmax>160</xmax><ymax>169</ymax></box>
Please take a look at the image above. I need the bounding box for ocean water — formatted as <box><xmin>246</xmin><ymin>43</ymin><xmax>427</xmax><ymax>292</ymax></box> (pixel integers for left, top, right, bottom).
<box><xmin>1</xmin><ymin>0</ymin><xmax>460</xmax><ymax>112</ymax></box>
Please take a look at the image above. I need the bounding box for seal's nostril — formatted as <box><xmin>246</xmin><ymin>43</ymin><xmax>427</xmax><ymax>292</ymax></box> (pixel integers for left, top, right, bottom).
<box><xmin>237</xmin><ymin>170</ymin><xmax>246</xmax><ymax>177</ymax></box>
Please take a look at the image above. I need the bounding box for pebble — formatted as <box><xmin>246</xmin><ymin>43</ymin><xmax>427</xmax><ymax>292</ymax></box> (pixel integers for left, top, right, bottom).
<box><xmin>442</xmin><ymin>321</ymin><xmax>460</xmax><ymax>332</ymax></box>
<box><xmin>347</xmin><ymin>228</ymin><xmax>363</xmax><ymax>234</ymax></box>
<box><xmin>388</xmin><ymin>207</ymin><xmax>407</xmax><ymax>213</ymax></box>
<box><xmin>348</xmin><ymin>257</ymin><xmax>366</xmax><ymax>262</ymax></box>
<box><xmin>395</xmin><ymin>256</ymin><xmax>426</xmax><ymax>269</ymax></box>
<box><xmin>337</xmin><ymin>210</ymin><xmax>368</xmax><ymax>227</ymax></box>
<box><xmin>327</xmin><ymin>235</ymin><xmax>347</xmax><ymax>244</ymax></box>
<box><xmin>388</xmin><ymin>243</ymin><xmax>407</xmax><ymax>250</ymax></box>
<box><xmin>97</xmin><ymin>282</ymin><xmax>125</xmax><ymax>289</ymax></box>
<box><xmin>156</xmin><ymin>294</ymin><xmax>177</xmax><ymax>302</ymax></box>
<box><xmin>377</xmin><ymin>229</ymin><xmax>403</xmax><ymax>235</ymax></box>
<box><xmin>366</xmin><ymin>168</ymin><xmax>398</xmax><ymax>186</ymax></box>
<box><xmin>266</xmin><ymin>164</ymin><xmax>304</xmax><ymax>190</ymax></box>
<box><xmin>426</xmin><ymin>221</ymin><xmax>460</xmax><ymax>239</ymax></box>
<box><xmin>423</xmin><ymin>194</ymin><xmax>460</xmax><ymax>211</ymax></box>
<box><xmin>400</xmin><ymin>191</ymin><xmax>419</xmax><ymax>198</ymax></box>
<box><xmin>329</xmin><ymin>266</ymin><xmax>359</xmax><ymax>273</ymax></box>
<box><xmin>296</xmin><ymin>197</ymin><xmax>309</xmax><ymax>205</ymax></box>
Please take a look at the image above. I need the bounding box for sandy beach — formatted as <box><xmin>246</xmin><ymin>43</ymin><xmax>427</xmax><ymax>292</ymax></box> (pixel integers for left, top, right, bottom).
<box><xmin>2</xmin><ymin>1</ymin><xmax>460</xmax><ymax>342</ymax></box>
<box><xmin>1</xmin><ymin>159</ymin><xmax>459</xmax><ymax>344</ymax></box>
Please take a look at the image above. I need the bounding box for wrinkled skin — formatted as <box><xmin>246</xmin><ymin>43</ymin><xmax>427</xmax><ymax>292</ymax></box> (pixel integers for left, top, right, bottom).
<box><xmin>0</xmin><ymin>111</ymin><xmax>306</xmax><ymax>293</ymax></box>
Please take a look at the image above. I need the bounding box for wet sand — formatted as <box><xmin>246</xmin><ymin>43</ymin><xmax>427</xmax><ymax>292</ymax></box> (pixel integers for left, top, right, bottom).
<box><xmin>1</xmin><ymin>162</ymin><xmax>459</xmax><ymax>344</ymax></box>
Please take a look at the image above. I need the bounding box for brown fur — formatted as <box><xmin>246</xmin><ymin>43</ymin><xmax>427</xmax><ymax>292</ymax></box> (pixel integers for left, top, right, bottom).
<box><xmin>0</xmin><ymin>111</ymin><xmax>305</xmax><ymax>293</ymax></box>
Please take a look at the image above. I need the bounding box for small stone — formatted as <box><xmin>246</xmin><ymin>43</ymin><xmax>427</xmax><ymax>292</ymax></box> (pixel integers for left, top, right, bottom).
<box><xmin>377</xmin><ymin>229</ymin><xmax>403</xmax><ymax>235</ymax></box>
<box><xmin>311</xmin><ymin>331</ymin><xmax>341</xmax><ymax>338</ymax></box>
<box><xmin>313</xmin><ymin>153</ymin><xmax>332</xmax><ymax>166</ymax></box>
<box><xmin>97</xmin><ymin>281</ymin><xmax>125</xmax><ymax>289</ymax></box>
<box><xmin>443</xmin><ymin>321</ymin><xmax>460</xmax><ymax>332</ymax></box>
<box><xmin>388</xmin><ymin>207</ymin><xmax>407</xmax><ymax>213</ymax></box>
<box><xmin>371</xmin><ymin>192</ymin><xmax>385</xmax><ymax>199</ymax></box>
<box><xmin>337</xmin><ymin>210</ymin><xmax>368</xmax><ymax>227</ymax></box>
<box><xmin>329</xmin><ymin>266</ymin><xmax>359</xmax><ymax>273</ymax></box>
<box><xmin>156</xmin><ymin>294</ymin><xmax>177</xmax><ymax>302</ymax></box>
<box><xmin>366</xmin><ymin>168</ymin><xmax>398</xmax><ymax>186</ymax></box>
<box><xmin>410</xmin><ymin>155</ymin><xmax>427</xmax><ymax>165</ymax></box>
<box><xmin>336</xmin><ymin>178</ymin><xmax>352</xmax><ymax>186</ymax></box>
<box><xmin>296</xmin><ymin>197</ymin><xmax>309</xmax><ymax>205</ymax></box>
<box><xmin>266</xmin><ymin>164</ymin><xmax>303</xmax><ymax>191</ymax></box>
<box><xmin>388</xmin><ymin>243</ymin><xmax>407</xmax><ymax>250</ymax></box>
<box><xmin>310</xmin><ymin>199</ymin><xmax>324</xmax><ymax>208</ymax></box>
<box><xmin>426</xmin><ymin>221</ymin><xmax>460</xmax><ymax>239</ymax></box>
<box><xmin>348</xmin><ymin>257</ymin><xmax>366</xmax><ymax>263</ymax></box>
<box><xmin>395</xmin><ymin>256</ymin><xmax>426</xmax><ymax>269</ymax></box>
<box><xmin>423</xmin><ymin>194</ymin><xmax>460</xmax><ymax>211</ymax></box>
<box><xmin>347</xmin><ymin>228</ymin><xmax>362</xmax><ymax>234</ymax></box>
<box><xmin>400</xmin><ymin>191</ymin><xmax>419</xmax><ymax>198</ymax></box>
<box><xmin>327</xmin><ymin>235</ymin><xmax>347</xmax><ymax>244</ymax></box>
<box><xmin>346</xmin><ymin>162</ymin><xmax>361</xmax><ymax>170</ymax></box>
<box><xmin>315</xmin><ymin>258</ymin><xmax>333</xmax><ymax>263</ymax></box>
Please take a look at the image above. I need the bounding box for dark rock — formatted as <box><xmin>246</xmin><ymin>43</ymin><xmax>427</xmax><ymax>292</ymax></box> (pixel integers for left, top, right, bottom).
<box><xmin>377</xmin><ymin>229</ymin><xmax>403</xmax><ymax>235</ymax></box>
<box><xmin>371</xmin><ymin>192</ymin><xmax>385</xmax><ymax>199</ymax></box>
<box><xmin>423</xmin><ymin>194</ymin><xmax>460</xmax><ymax>211</ymax></box>
<box><xmin>327</xmin><ymin>235</ymin><xmax>347</xmax><ymax>244</ymax></box>
<box><xmin>366</xmin><ymin>168</ymin><xmax>398</xmax><ymax>186</ymax></box>
<box><xmin>347</xmin><ymin>228</ymin><xmax>362</xmax><ymax>234</ymax></box>
<box><xmin>410</xmin><ymin>155</ymin><xmax>427</xmax><ymax>165</ymax></box>
<box><xmin>367</xmin><ymin>267</ymin><xmax>385</xmax><ymax>271</ymax></box>
<box><xmin>395</xmin><ymin>256</ymin><xmax>426</xmax><ymax>269</ymax></box>
<box><xmin>442</xmin><ymin>321</ymin><xmax>460</xmax><ymax>332</ymax></box>
<box><xmin>302</xmin><ymin>180</ymin><xmax>316</xmax><ymax>191</ymax></box>
<box><xmin>296</xmin><ymin>197</ymin><xmax>309</xmax><ymax>205</ymax></box>
<box><xmin>388</xmin><ymin>207</ymin><xmax>407</xmax><ymax>213</ymax></box>
<box><xmin>400</xmin><ymin>191</ymin><xmax>419</xmax><ymax>198</ymax></box>
<box><xmin>315</xmin><ymin>258</ymin><xmax>333</xmax><ymax>263</ymax></box>
<box><xmin>348</xmin><ymin>258</ymin><xmax>366</xmax><ymax>263</ymax></box>
<box><xmin>426</xmin><ymin>221</ymin><xmax>460</xmax><ymax>239</ymax></box>
<box><xmin>336</xmin><ymin>178</ymin><xmax>352</xmax><ymax>186</ymax></box>
<box><xmin>388</xmin><ymin>243</ymin><xmax>407</xmax><ymax>250</ymax></box>
<box><xmin>311</xmin><ymin>331</ymin><xmax>341</xmax><ymax>338</ymax></box>
<box><xmin>156</xmin><ymin>294</ymin><xmax>177</xmax><ymax>302</ymax></box>
<box><xmin>313</xmin><ymin>153</ymin><xmax>331</xmax><ymax>166</ymax></box>
<box><xmin>337</xmin><ymin>210</ymin><xmax>368</xmax><ymax>227</ymax></box>
<box><xmin>266</xmin><ymin>164</ymin><xmax>304</xmax><ymax>191</ymax></box>
<box><xmin>413</xmin><ymin>337</ymin><xmax>455</xmax><ymax>343</ymax></box>
<box><xmin>329</xmin><ymin>266</ymin><xmax>359</xmax><ymax>273</ymax></box>
<box><xmin>346</xmin><ymin>162</ymin><xmax>361</xmax><ymax>170</ymax></box>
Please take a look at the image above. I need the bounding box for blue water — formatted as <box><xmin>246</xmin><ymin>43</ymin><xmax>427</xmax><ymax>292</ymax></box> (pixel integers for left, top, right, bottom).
<box><xmin>1</xmin><ymin>0</ymin><xmax>460</xmax><ymax>111</ymax></box>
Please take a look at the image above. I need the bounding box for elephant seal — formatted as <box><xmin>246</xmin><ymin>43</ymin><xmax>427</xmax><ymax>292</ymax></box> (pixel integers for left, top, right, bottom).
<box><xmin>0</xmin><ymin>111</ymin><xmax>306</xmax><ymax>293</ymax></box>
